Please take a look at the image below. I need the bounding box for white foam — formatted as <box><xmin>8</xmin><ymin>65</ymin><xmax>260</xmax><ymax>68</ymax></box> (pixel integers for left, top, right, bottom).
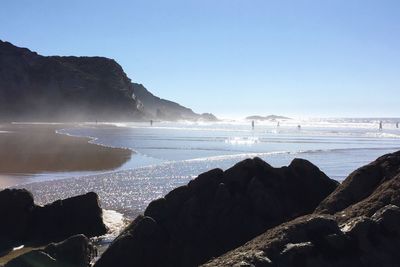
<box><xmin>12</xmin><ymin>245</ymin><xmax>24</xmax><ymax>251</ymax></box>
<box><xmin>225</xmin><ymin>136</ymin><xmax>259</xmax><ymax>145</ymax></box>
<box><xmin>182</xmin><ymin>150</ymin><xmax>291</xmax><ymax>163</ymax></box>
<box><xmin>89</xmin><ymin>119</ymin><xmax>400</xmax><ymax>138</ymax></box>
<box><xmin>364</xmin><ymin>132</ymin><xmax>400</xmax><ymax>138</ymax></box>
<box><xmin>102</xmin><ymin>209</ymin><xmax>126</xmax><ymax>241</ymax></box>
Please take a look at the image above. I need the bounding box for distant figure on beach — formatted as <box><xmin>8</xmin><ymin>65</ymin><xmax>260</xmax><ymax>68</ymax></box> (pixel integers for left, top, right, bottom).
<box><xmin>150</xmin><ymin>120</ymin><xmax>153</xmax><ymax>126</ymax></box>
<box><xmin>96</xmin><ymin>119</ymin><xmax>98</xmax><ymax>124</ymax></box>
<box><xmin>277</xmin><ymin>121</ymin><xmax>280</xmax><ymax>127</ymax></box>
<box><xmin>396</xmin><ymin>122</ymin><xmax>399</xmax><ymax>128</ymax></box>
<box><xmin>251</xmin><ymin>120</ymin><xmax>255</xmax><ymax>130</ymax></box>
<box><xmin>297</xmin><ymin>125</ymin><xmax>301</xmax><ymax>130</ymax></box>
<box><xmin>379</xmin><ymin>121</ymin><xmax>383</xmax><ymax>130</ymax></box>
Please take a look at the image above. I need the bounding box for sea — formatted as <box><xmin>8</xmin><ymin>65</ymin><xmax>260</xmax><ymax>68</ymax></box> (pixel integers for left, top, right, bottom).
<box><xmin>8</xmin><ymin>118</ymin><xmax>400</xmax><ymax>242</ymax></box>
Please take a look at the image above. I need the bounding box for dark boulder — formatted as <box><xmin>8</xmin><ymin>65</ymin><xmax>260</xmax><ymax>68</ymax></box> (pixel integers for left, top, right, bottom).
<box><xmin>28</xmin><ymin>192</ymin><xmax>108</xmax><ymax>243</ymax></box>
<box><xmin>0</xmin><ymin>190</ymin><xmax>107</xmax><ymax>254</ymax></box>
<box><xmin>5</xmin><ymin>234</ymin><xmax>96</xmax><ymax>267</ymax></box>
<box><xmin>94</xmin><ymin>215</ymin><xmax>168</xmax><ymax>267</ymax></box>
<box><xmin>0</xmin><ymin>189</ymin><xmax>34</xmax><ymax>252</ymax></box>
<box><xmin>95</xmin><ymin>157</ymin><xmax>338</xmax><ymax>267</ymax></box>
<box><xmin>312</xmin><ymin>151</ymin><xmax>400</xmax><ymax>224</ymax></box>
<box><xmin>315</xmin><ymin>150</ymin><xmax>400</xmax><ymax>215</ymax></box>
<box><xmin>204</xmin><ymin>151</ymin><xmax>400</xmax><ymax>267</ymax></box>
<box><xmin>203</xmin><ymin>204</ymin><xmax>400</xmax><ymax>267</ymax></box>
<box><xmin>334</xmin><ymin>173</ymin><xmax>400</xmax><ymax>223</ymax></box>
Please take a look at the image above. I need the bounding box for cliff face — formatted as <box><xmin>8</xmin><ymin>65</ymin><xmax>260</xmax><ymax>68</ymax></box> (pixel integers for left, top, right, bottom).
<box><xmin>0</xmin><ymin>40</ymin><xmax>149</xmax><ymax>121</ymax></box>
<box><xmin>0</xmin><ymin>40</ymin><xmax>216</xmax><ymax>122</ymax></box>
<box><xmin>132</xmin><ymin>83</ymin><xmax>197</xmax><ymax>121</ymax></box>
<box><xmin>0</xmin><ymin>41</ymin><xmax>138</xmax><ymax>121</ymax></box>
<box><xmin>132</xmin><ymin>83</ymin><xmax>217</xmax><ymax>121</ymax></box>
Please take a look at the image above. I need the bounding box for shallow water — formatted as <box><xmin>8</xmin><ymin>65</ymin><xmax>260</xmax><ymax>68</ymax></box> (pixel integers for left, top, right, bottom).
<box><xmin>16</xmin><ymin>119</ymin><xmax>400</xmax><ymax>220</ymax></box>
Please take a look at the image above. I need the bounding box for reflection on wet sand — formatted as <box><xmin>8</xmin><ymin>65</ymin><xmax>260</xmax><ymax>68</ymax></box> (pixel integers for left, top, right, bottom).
<box><xmin>0</xmin><ymin>124</ymin><xmax>132</xmax><ymax>188</ymax></box>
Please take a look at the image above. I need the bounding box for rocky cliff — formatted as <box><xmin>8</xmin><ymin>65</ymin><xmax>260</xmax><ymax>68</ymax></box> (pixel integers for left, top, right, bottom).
<box><xmin>0</xmin><ymin>40</ymin><xmax>215</xmax><ymax>122</ymax></box>
<box><xmin>132</xmin><ymin>83</ymin><xmax>217</xmax><ymax>121</ymax></box>
<box><xmin>0</xmin><ymin>40</ymin><xmax>145</xmax><ymax>121</ymax></box>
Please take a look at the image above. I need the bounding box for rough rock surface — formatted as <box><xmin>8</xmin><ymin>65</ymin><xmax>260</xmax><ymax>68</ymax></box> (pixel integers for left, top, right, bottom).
<box><xmin>315</xmin><ymin>150</ymin><xmax>400</xmax><ymax>215</ymax></box>
<box><xmin>203</xmin><ymin>150</ymin><xmax>400</xmax><ymax>267</ymax></box>
<box><xmin>28</xmin><ymin>191</ymin><xmax>108</xmax><ymax>243</ymax></box>
<box><xmin>0</xmin><ymin>40</ymin><xmax>213</xmax><ymax>122</ymax></box>
<box><xmin>0</xmin><ymin>190</ymin><xmax>107</xmax><ymax>253</ymax></box>
<box><xmin>334</xmin><ymin>172</ymin><xmax>400</xmax><ymax>223</ymax></box>
<box><xmin>0</xmin><ymin>40</ymin><xmax>143</xmax><ymax>121</ymax></box>
<box><xmin>5</xmin><ymin>234</ymin><xmax>96</xmax><ymax>267</ymax></box>
<box><xmin>203</xmin><ymin>204</ymin><xmax>400</xmax><ymax>267</ymax></box>
<box><xmin>95</xmin><ymin>157</ymin><xmax>338</xmax><ymax>267</ymax></box>
<box><xmin>132</xmin><ymin>83</ymin><xmax>217</xmax><ymax>121</ymax></box>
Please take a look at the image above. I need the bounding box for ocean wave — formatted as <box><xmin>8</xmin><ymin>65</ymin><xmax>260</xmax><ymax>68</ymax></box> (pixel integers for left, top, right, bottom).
<box><xmin>56</xmin><ymin>128</ymin><xmax>136</xmax><ymax>152</ymax></box>
<box><xmin>92</xmin><ymin>121</ymin><xmax>400</xmax><ymax>138</ymax></box>
<box><xmin>225</xmin><ymin>136</ymin><xmax>259</xmax><ymax>145</ymax></box>
<box><xmin>181</xmin><ymin>150</ymin><xmax>292</xmax><ymax>163</ymax></box>
<box><xmin>364</xmin><ymin>132</ymin><xmax>400</xmax><ymax>138</ymax></box>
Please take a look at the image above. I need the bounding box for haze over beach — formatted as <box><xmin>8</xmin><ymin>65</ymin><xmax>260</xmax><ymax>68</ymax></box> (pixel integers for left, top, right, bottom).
<box><xmin>1</xmin><ymin>1</ymin><xmax>400</xmax><ymax>267</ymax></box>
<box><xmin>2</xmin><ymin>0</ymin><xmax>400</xmax><ymax>119</ymax></box>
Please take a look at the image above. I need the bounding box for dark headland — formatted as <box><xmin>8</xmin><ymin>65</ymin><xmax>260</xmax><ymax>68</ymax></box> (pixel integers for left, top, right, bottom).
<box><xmin>0</xmin><ymin>39</ymin><xmax>217</xmax><ymax>186</ymax></box>
<box><xmin>2</xmin><ymin>150</ymin><xmax>400</xmax><ymax>266</ymax></box>
<box><xmin>0</xmin><ymin>40</ymin><xmax>217</xmax><ymax>122</ymax></box>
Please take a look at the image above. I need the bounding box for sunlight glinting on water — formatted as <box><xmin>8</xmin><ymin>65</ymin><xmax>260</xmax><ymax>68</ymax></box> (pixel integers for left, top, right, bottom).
<box><xmin>18</xmin><ymin>119</ymin><xmax>400</xmax><ymax>222</ymax></box>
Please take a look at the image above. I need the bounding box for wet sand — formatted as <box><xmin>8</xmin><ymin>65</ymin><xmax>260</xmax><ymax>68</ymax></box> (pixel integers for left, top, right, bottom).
<box><xmin>0</xmin><ymin>246</ymin><xmax>43</xmax><ymax>265</ymax></box>
<box><xmin>0</xmin><ymin>123</ymin><xmax>132</xmax><ymax>188</ymax></box>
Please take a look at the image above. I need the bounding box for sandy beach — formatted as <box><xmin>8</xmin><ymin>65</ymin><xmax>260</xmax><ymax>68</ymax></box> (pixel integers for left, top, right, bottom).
<box><xmin>0</xmin><ymin>123</ymin><xmax>132</xmax><ymax>188</ymax></box>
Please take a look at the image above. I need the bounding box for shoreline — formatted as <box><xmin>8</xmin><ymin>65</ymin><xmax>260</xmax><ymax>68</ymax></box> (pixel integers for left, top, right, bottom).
<box><xmin>0</xmin><ymin>123</ymin><xmax>133</xmax><ymax>188</ymax></box>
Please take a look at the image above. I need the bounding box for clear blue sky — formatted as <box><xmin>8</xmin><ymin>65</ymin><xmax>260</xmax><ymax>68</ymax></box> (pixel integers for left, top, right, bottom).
<box><xmin>1</xmin><ymin>0</ymin><xmax>399</xmax><ymax>118</ymax></box>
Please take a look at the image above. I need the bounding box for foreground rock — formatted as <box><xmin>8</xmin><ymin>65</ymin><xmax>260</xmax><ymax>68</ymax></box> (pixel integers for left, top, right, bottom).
<box><xmin>5</xmin><ymin>234</ymin><xmax>96</xmax><ymax>267</ymax></box>
<box><xmin>316</xmin><ymin>150</ymin><xmax>400</xmax><ymax>215</ymax></box>
<box><xmin>204</xmin><ymin>150</ymin><xmax>400</xmax><ymax>266</ymax></box>
<box><xmin>203</xmin><ymin>204</ymin><xmax>400</xmax><ymax>267</ymax></box>
<box><xmin>28</xmin><ymin>192</ymin><xmax>107</xmax><ymax>243</ymax></box>
<box><xmin>95</xmin><ymin>157</ymin><xmax>338</xmax><ymax>267</ymax></box>
<box><xmin>0</xmin><ymin>190</ymin><xmax>107</xmax><ymax>254</ymax></box>
<box><xmin>0</xmin><ymin>189</ymin><xmax>33</xmax><ymax>252</ymax></box>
